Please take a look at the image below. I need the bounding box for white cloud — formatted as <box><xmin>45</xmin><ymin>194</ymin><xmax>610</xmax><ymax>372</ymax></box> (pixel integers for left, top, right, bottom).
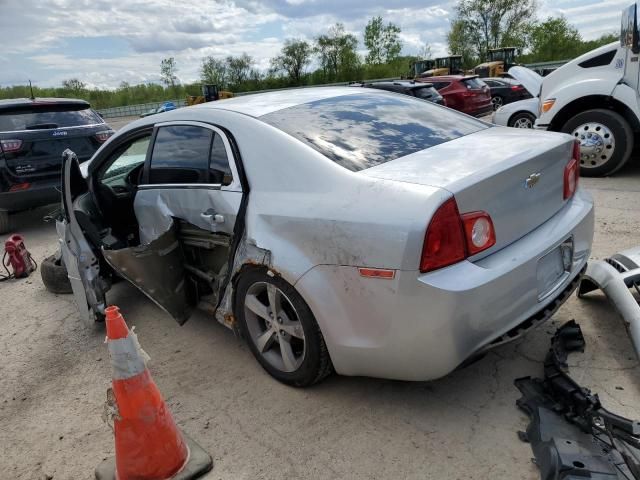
<box><xmin>0</xmin><ymin>0</ymin><xmax>625</xmax><ymax>89</ymax></box>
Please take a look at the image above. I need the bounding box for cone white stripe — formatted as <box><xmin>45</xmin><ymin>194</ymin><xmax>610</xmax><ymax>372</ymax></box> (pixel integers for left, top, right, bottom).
<box><xmin>108</xmin><ymin>336</ymin><xmax>146</xmax><ymax>380</ymax></box>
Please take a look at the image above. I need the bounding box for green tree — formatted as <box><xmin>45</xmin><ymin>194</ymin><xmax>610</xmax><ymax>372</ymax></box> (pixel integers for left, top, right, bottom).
<box><xmin>201</xmin><ymin>56</ymin><xmax>228</xmax><ymax>88</ymax></box>
<box><xmin>315</xmin><ymin>23</ymin><xmax>361</xmax><ymax>81</ymax></box>
<box><xmin>271</xmin><ymin>39</ymin><xmax>312</xmax><ymax>85</ymax></box>
<box><xmin>525</xmin><ymin>16</ymin><xmax>582</xmax><ymax>62</ymax></box>
<box><xmin>61</xmin><ymin>78</ymin><xmax>86</xmax><ymax>95</ymax></box>
<box><xmin>447</xmin><ymin>19</ymin><xmax>477</xmax><ymax>68</ymax></box>
<box><xmin>364</xmin><ymin>16</ymin><xmax>403</xmax><ymax>64</ymax></box>
<box><xmin>226</xmin><ymin>53</ymin><xmax>254</xmax><ymax>89</ymax></box>
<box><xmin>160</xmin><ymin>57</ymin><xmax>178</xmax><ymax>92</ymax></box>
<box><xmin>449</xmin><ymin>0</ymin><xmax>537</xmax><ymax>61</ymax></box>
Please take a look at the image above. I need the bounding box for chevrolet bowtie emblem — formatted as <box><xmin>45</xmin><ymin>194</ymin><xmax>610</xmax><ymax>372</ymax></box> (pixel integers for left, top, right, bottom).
<box><xmin>525</xmin><ymin>173</ymin><xmax>541</xmax><ymax>188</ymax></box>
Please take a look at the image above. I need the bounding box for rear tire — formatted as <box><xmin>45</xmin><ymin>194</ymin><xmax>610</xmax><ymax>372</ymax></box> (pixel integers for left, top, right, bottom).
<box><xmin>235</xmin><ymin>268</ymin><xmax>333</xmax><ymax>387</ymax></box>
<box><xmin>41</xmin><ymin>254</ymin><xmax>73</xmax><ymax>294</ymax></box>
<box><xmin>491</xmin><ymin>95</ymin><xmax>504</xmax><ymax>110</ymax></box>
<box><xmin>0</xmin><ymin>210</ymin><xmax>11</xmax><ymax>234</ymax></box>
<box><xmin>508</xmin><ymin>112</ymin><xmax>536</xmax><ymax>129</ymax></box>
<box><xmin>561</xmin><ymin>109</ymin><xmax>633</xmax><ymax>177</ymax></box>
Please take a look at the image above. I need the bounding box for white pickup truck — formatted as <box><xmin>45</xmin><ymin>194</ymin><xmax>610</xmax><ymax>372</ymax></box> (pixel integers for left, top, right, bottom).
<box><xmin>536</xmin><ymin>3</ymin><xmax>640</xmax><ymax>176</ymax></box>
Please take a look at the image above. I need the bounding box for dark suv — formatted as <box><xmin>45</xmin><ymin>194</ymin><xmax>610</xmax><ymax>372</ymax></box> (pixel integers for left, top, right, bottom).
<box><xmin>351</xmin><ymin>80</ymin><xmax>445</xmax><ymax>105</ymax></box>
<box><xmin>0</xmin><ymin>98</ymin><xmax>113</xmax><ymax>232</ymax></box>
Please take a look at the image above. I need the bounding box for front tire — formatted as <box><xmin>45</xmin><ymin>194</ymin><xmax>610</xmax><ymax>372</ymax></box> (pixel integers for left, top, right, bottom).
<box><xmin>561</xmin><ymin>109</ymin><xmax>633</xmax><ymax>177</ymax></box>
<box><xmin>41</xmin><ymin>254</ymin><xmax>73</xmax><ymax>294</ymax></box>
<box><xmin>508</xmin><ymin>112</ymin><xmax>536</xmax><ymax>129</ymax></box>
<box><xmin>235</xmin><ymin>268</ymin><xmax>332</xmax><ymax>387</ymax></box>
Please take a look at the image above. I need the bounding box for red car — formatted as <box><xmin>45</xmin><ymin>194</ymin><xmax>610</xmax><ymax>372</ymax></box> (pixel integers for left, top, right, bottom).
<box><xmin>419</xmin><ymin>75</ymin><xmax>492</xmax><ymax>117</ymax></box>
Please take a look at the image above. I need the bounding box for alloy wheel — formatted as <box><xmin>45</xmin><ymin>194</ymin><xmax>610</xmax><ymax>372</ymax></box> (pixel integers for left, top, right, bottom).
<box><xmin>243</xmin><ymin>282</ymin><xmax>306</xmax><ymax>372</ymax></box>
<box><xmin>491</xmin><ymin>96</ymin><xmax>503</xmax><ymax>110</ymax></box>
<box><xmin>571</xmin><ymin>122</ymin><xmax>615</xmax><ymax>169</ymax></box>
<box><xmin>513</xmin><ymin>117</ymin><xmax>533</xmax><ymax>128</ymax></box>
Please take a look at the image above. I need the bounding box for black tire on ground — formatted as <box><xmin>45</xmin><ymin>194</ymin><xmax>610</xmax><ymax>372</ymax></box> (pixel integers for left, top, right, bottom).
<box><xmin>0</xmin><ymin>210</ymin><xmax>11</xmax><ymax>234</ymax></box>
<box><xmin>508</xmin><ymin>111</ymin><xmax>536</xmax><ymax>129</ymax></box>
<box><xmin>235</xmin><ymin>268</ymin><xmax>333</xmax><ymax>387</ymax></box>
<box><xmin>41</xmin><ymin>254</ymin><xmax>73</xmax><ymax>294</ymax></box>
<box><xmin>561</xmin><ymin>109</ymin><xmax>634</xmax><ymax>177</ymax></box>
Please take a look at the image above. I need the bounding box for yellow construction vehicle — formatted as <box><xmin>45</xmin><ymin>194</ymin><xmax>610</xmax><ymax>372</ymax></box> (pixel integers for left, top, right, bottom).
<box><xmin>473</xmin><ymin>47</ymin><xmax>517</xmax><ymax>78</ymax></box>
<box><xmin>409</xmin><ymin>59</ymin><xmax>436</xmax><ymax>77</ymax></box>
<box><xmin>186</xmin><ymin>84</ymin><xmax>233</xmax><ymax>106</ymax></box>
<box><xmin>417</xmin><ymin>55</ymin><xmax>464</xmax><ymax>77</ymax></box>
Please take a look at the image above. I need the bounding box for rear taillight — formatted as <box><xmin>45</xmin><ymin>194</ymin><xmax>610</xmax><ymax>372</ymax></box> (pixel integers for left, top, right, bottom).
<box><xmin>0</xmin><ymin>139</ymin><xmax>23</xmax><ymax>153</ymax></box>
<box><xmin>563</xmin><ymin>141</ymin><xmax>580</xmax><ymax>200</ymax></box>
<box><xmin>510</xmin><ymin>85</ymin><xmax>524</xmax><ymax>91</ymax></box>
<box><xmin>420</xmin><ymin>198</ymin><xmax>496</xmax><ymax>273</ymax></box>
<box><xmin>9</xmin><ymin>182</ymin><xmax>30</xmax><ymax>192</ymax></box>
<box><xmin>94</xmin><ymin>130</ymin><xmax>114</xmax><ymax>143</ymax></box>
<box><xmin>461</xmin><ymin>212</ymin><xmax>496</xmax><ymax>255</ymax></box>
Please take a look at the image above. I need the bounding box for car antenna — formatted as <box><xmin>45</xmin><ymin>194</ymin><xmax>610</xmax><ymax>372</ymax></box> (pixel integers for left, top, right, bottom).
<box><xmin>28</xmin><ymin>80</ymin><xmax>35</xmax><ymax>100</ymax></box>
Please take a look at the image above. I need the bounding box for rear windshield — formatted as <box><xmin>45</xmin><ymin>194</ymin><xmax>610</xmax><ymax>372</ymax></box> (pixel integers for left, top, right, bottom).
<box><xmin>0</xmin><ymin>105</ymin><xmax>102</xmax><ymax>131</ymax></box>
<box><xmin>462</xmin><ymin>78</ymin><xmax>486</xmax><ymax>89</ymax></box>
<box><xmin>261</xmin><ymin>92</ymin><xmax>486</xmax><ymax>171</ymax></box>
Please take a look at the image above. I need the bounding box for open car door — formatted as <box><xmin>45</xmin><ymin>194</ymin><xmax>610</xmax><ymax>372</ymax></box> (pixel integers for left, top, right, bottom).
<box><xmin>59</xmin><ymin>146</ymin><xmax>194</xmax><ymax>325</ymax></box>
<box><xmin>57</xmin><ymin>149</ymin><xmax>108</xmax><ymax>325</ymax></box>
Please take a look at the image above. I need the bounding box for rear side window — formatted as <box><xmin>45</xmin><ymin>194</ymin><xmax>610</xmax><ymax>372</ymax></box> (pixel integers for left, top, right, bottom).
<box><xmin>149</xmin><ymin>125</ymin><xmax>213</xmax><ymax>184</ymax></box>
<box><xmin>412</xmin><ymin>87</ymin><xmax>437</xmax><ymax>100</ymax></box>
<box><xmin>209</xmin><ymin>134</ymin><xmax>233</xmax><ymax>185</ymax></box>
<box><xmin>261</xmin><ymin>92</ymin><xmax>487</xmax><ymax>172</ymax></box>
<box><xmin>462</xmin><ymin>78</ymin><xmax>486</xmax><ymax>89</ymax></box>
<box><xmin>0</xmin><ymin>106</ymin><xmax>102</xmax><ymax>131</ymax></box>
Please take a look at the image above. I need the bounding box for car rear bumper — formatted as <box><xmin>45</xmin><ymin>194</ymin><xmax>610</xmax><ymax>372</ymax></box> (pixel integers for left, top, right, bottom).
<box><xmin>0</xmin><ymin>179</ymin><xmax>60</xmax><ymax>212</ymax></box>
<box><xmin>295</xmin><ymin>188</ymin><xmax>594</xmax><ymax>381</ymax></box>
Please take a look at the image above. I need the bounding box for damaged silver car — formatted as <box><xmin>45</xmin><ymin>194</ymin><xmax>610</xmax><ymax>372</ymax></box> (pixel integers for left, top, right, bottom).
<box><xmin>53</xmin><ymin>87</ymin><xmax>594</xmax><ymax>386</ymax></box>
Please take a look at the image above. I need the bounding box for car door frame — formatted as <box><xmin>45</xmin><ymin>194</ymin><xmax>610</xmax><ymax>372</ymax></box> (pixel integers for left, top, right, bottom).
<box><xmin>128</xmin><ymin>119</ymin><xmax>250</xmax><ymax>319</ymax></box>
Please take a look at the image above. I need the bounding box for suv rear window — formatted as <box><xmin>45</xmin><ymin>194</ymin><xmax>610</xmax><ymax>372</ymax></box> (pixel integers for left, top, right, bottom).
<box><xmin>0</xmin><ymin>105</ymin><xmax>102</xmax><ymax>132</ymax></box>
<box><xmin>412</xmin><ymin>87</ymin><xmax>437</xmax><ymax>100</ymax></box>
<box><xmin>261</xmin><ymin>93</ymin><xmax>487</xmax><ymax>171</ymax></box>
<box><xmin>462</xmin><ymin>78</ymin><xmax>486</xmax><ymax>89</ymax></box>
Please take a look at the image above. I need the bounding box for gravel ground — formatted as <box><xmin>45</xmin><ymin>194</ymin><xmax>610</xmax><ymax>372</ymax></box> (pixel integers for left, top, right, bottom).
<box><xmin>1</xmin><ymin>126</ymin><xmax>639</xmax><ymax>479</ymax></box>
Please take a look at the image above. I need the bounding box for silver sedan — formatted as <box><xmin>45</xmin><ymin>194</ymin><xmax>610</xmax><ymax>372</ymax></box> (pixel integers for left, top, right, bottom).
<box><xmin>54</xmin><ymin>87</ymin><xmax>594</xmax><ymax>386</ymax></box>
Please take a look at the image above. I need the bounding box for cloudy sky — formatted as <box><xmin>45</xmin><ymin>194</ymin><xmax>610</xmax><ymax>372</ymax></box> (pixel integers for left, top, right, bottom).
<box><xmin>0</xmin><ymin>0</ymin><xmax>626</xmax><ymax>89</ymax></box>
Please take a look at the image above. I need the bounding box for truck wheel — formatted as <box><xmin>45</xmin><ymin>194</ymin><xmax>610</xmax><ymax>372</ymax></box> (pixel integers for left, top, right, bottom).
<box><xmin>235</xmin><ymin>268</ymin><xmax>333</xmax><ymax>387</ymax></box>
<box><xmin>41</xmin><ymin>254</ymin><xmax>73</xmax><ymax>294</ymax></box>
<box><xmin>0</xmin><ymin>210</ymin><xmax>11</xmax><ymax>234</ymax></box>
<box><xmin>508</xmin><ymin>112</ymin><xmax>536</xmax><ymax>129</ymax></box>
<box><xmin>561</xmin><ymin>109</ymin><xmax>633</xmax><ymax>177</ymax></box>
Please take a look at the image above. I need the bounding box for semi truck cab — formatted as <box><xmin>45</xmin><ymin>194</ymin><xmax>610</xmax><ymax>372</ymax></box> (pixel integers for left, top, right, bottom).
<box><xmin>536</xmin><ymin>3</ymin><xmax>640</xmax><ymax>176</ymax></box>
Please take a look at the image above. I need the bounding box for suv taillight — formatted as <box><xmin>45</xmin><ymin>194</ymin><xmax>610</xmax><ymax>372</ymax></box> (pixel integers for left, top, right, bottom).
<box><xmin>94</xmin><ymin>130</ymin><xmax>114</xmax><ymax>143</ymax></box>
<box><xmin>0</xmin><ymin>139</ymin><xmax>23</xmax><ymax>153</ymax></box>
<box><xmin>563</xmin><ymin>141</ymin><xmax>580</xmax><ymax>200</ymax></box>
<box><xmin>420</xmin><ymin>198</ymin><xmax>496</xmax><ymax>273</ymax></box>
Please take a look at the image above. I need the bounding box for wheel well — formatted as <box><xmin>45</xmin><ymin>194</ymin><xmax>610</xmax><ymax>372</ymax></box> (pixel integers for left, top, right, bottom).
<box><xmin>548</xmin><ymin>95</ymin><xmax>640</xmax><ymax>132</ymax></box>
<box><xmin>509</xmin><ymin>110</ymin><xmax>535</xmax><ymax>124</ymax></box>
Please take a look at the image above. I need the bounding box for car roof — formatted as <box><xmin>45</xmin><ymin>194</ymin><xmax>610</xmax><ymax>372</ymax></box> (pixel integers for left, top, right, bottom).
<box><xmin>191</xmin><ymin>86</ymin><xmax>386</xmax><ymax>118</ymax></box>
<box><xmin>423</xmin><ymin>75</ymin><xmax>474</xmax><ymax>81</ymax></box>
<box><xmin>366</xmin><ymin>80</ymin><xmax>434</xmax><ymax>88</ymax></box>
<box><xmin>0</xmin><ymin>97</ymin><xmax>90</xmax><ymax>111</ymax></box>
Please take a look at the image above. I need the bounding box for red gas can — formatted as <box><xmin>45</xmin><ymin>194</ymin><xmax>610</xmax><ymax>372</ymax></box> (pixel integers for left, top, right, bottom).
<box><xmin>4</xmin><ymin>234</ymin><xmax>35</xmax><ymax>278</ymax></box>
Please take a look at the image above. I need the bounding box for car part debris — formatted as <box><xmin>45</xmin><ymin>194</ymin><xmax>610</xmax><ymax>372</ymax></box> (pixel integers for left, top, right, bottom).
<box><xmin>515</xmin><ymin>320</ymin><xmax>640</xmax><ymax>479</ymax></box>
<box><xmin>578</xmin><ymin>248</ymin><xmax>640</xmax><ymax>359</ymax></box>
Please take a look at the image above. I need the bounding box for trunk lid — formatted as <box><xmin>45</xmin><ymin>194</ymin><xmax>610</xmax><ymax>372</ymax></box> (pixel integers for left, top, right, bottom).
<box><xmin>362</xmin><ymin>128</ymin><xmax>575</xmax><ymax>257</ymax></box>
<box><xmin>508</xmin><ymin>66</ymin><xmax>542</xmax><ymax>97</ymax></box>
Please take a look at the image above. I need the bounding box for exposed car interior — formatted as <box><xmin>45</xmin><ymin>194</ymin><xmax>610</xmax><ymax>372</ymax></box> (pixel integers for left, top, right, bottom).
<box><xmin>67</xmin><ymin>124</ymin><xmax>237</xmax><ymax>320</ymax></box>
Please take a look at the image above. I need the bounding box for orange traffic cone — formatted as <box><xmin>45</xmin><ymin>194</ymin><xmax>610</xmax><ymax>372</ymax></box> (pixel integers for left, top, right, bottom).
<box><xmin>95</xmin><ymin>306</ymin><xmax>213</xmax><ymax>480</ymax></box>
